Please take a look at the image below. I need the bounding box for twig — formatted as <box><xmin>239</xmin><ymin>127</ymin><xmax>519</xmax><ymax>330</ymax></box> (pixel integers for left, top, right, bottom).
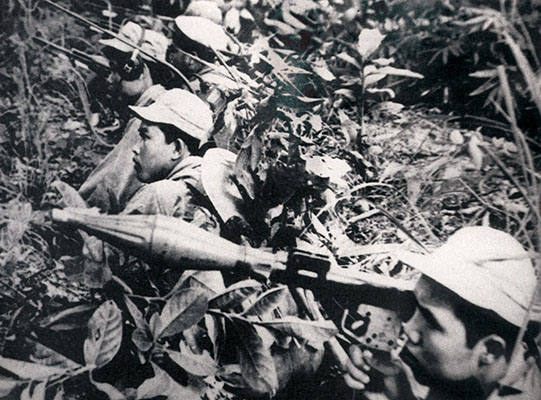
<box><xmin>480</xmin><ymin>144</ymin><xmax>537</xmax><ymax>218</ymax></box>
<box><xmin>72</xmin><ymin>68</ymin><xmax>113</xmax><ymax>148</ymax></box>
<box><xmin>210</xmin><ymin>45</ymin><xmax>241</xmax><ymax>87</ymax></box>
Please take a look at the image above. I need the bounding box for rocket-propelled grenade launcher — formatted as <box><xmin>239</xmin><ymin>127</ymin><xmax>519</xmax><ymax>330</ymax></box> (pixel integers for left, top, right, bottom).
<box><xmin>52</xmin><ymin>208</ymin><xmax>414</xmax><ymax>359</ymax></box>
<box><xmin>51</xmin><ymin>208</ymin><xmax>414</xmax><ymax>293</ymax></box>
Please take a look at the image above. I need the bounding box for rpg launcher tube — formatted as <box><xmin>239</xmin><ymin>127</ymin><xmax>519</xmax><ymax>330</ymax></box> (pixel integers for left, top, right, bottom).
<box><xmin>51</xmin><ymin>208</ymin><xmax>287</xmax><ymax>279</ymax></box>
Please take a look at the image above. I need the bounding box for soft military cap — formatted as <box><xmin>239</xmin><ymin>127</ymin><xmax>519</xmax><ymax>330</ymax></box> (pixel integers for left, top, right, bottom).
<box><xmin>99</xmin><ymin>21</ymin><xmax>170</xmax><ymax>62</ymax></box>
<box><xmin>184</xmin><ymin>1</ymin><xmax>223</xmax><ymax>25</ymax></box>
<box><xmin>396</xmin><ymin>226</ymin><xmax>537</xmax><ymax>327</ymax></box>
<box><xmin>129</xmin><ymin>89</ymin><xmax>213</xmax><ymax>143</ymax></box>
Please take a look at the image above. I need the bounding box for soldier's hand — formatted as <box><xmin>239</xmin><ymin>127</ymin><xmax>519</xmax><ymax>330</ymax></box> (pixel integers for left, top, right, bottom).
<box><xmin>343</xmin><ymin>345</ymin><xmax>374</xmax><ymax>390</ymax></box>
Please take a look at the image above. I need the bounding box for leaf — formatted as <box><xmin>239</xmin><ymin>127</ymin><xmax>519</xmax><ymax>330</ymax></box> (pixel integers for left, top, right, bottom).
<box><xmin>29</xmin><ymin>340</ymin><xmax>82</xmax><ymax>370</ymax></box>
<box><xmin>264</xmin><ymin>18</ymin><xmax>298</xmax><ymax>36</ymax></box>
<box><xmin>254</xmin><ymin>317</ymin><xmax>337</xmax><ymax>346</ymax></box>
<box><xmin>123</xmin><ymin>295</ymin><xmax>145</xmax><ymax>329</ymax></box>
<box><xmin>336</xmin><ymin>52</ymin><xmax>361</xmax><ymax>69</ymax></box>
<box><xmin>312</xmin><ymin>61</ymin><xmax>336</xmax><ymax>81</ymax></box>
<box><xmin>334</xmin><ymin>88</ymin><xmax>356</xmax><ymax>101</ymax></box>
<box><xmin>136</xmin><ymin>362</ymin><xmax>203</xmax><ymax>400</ymax></box>
<box><xmin>91</xmin><ymin>379</ymin><xmax>126</xmax><ymax>400</ymax></box>
<box><xmin>233</xmin><ymin>319</ymin><xmax>278</xmax><ymax>395</ymax></box>
<box><xmin>469</xmin><ymin>69</ymin><xmax>498</xmax><ymax>78</ymax></box>
<box><xmin>366</xmin><ymin>88</ymin><xmax>395</xmax><ymax>98</ymax></box>
<box><xmin>357</xmin><ymin>28</ymin><xmax>385</xmax><ymax>59</ymax></box>
<box><xmin>205</xmin><ymin>314</ymin><xmax>220</xmax><ymax>355</ymax></box>
<box><xmin>379</xmin><ymin>66</ymin><xmax>424</xmax><ymax>79</ymax></box>
<box><xmin>39</xmin><ymin>304</ymin><xmax>97</xmax><ymax>329</ymax></box>
<box><xmin>132</xmin><ymin>326</ymin><xmax>153</xmax><ymax>353</ymax></box>
<box><xmin>372</xmin><ymin>57</ymin><xmax>394</xmax><ymax>67</ymax></box>
<box><xmin>0</xmin><ymin>355</ymin><xmax>68</xmax><ymax>380</ymax></box>
<box><xmin>51</xmin><ymin>181</ymin><xmax>88</xmax><ymax>208</ymax></box>
<box><xmin>209</xmin><ymin>279</ymin><xmax>262</xmax><ymax>310</ymax></box>
<box><xmin>241</xmin><ymin>286</ymin><xmax>288</xmax><ymax>318</ymax></box>
<box><xmin>224</xmin><ymin>7</ymin><xmax>241</xmax><ymax>34</ymax></box>
<box><xmin>167</xmin><ymin>342</ymin><xmax>218</xmax><ymax>377</ymax></box>
<box><xmin>235</xmin><ymin>133</ymin><xmax>261</xmax><ymax>201</ymax></box>
<box><xmin>156</xmin><ymin>289</ymin><xmax>208</xmax><ymax>339</ymax></box>
<box><xmin>168</xmin><ymin>270</ymin><xmax>225</xmax><ymax>298</ymax></box>
<box><xmin>468</xmin><ymin>135</ymin><xmax>484</xmax><ymax>170</ymax></box>
<box><xmin>338</xmin><ymin>109</ymin><xmax>360</xmax><ymax>143</ymax></box>
<box><xmin>83</xmin><ymin>300</ymin><xmax>123</xmax><ymax>368</ymax></box>
<box><xmin>0</xmin><ymin>379</ymin><xmax>23</xmax><ymax>397</ymax></box>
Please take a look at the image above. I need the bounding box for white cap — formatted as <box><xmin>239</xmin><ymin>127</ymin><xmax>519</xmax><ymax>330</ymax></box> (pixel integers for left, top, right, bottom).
<box><xmin>99</xmin><ymin>22</ymin><xmax>170</xmax><ymax>62</ymax></box>
<box><xmin>174</xmin><ymin>16</ymin><xmax>230</xmax><ymax>52</ymax></box>
<box><xmin>184</xmin><ymin>1</ymin><xmax>223</xmax><ymax>25</ymax></box>
<box><xmin>129</xmin><ymin>89</ymin><xmax>213</xmax><ymax>143</ymax></box>
<box><xmin>396</xmin><ymin>226</ymin><xmax>538</xmax><ymax>327</ymax></box>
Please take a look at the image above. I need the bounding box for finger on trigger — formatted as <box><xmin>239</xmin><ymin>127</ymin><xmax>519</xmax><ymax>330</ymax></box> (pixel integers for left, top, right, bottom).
<box><xmin>349</xmin><ymin>344</ymin><xmax>364</xmax><ymax>366</ymax></box>
<box><xmin>344</xmin><ymin>373</ymin><xmax>366</xmax><ymax>391</ymax></box>
<box><xmin>345</xmin><ymin>359</ymin><xmax>370</xmax><ymax>384</ymax></box>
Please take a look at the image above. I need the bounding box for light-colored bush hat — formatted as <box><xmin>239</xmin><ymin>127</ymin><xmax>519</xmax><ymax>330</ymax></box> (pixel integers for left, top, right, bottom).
<box><xmin>184</xmin><ymin>1</ymin><xmax>223</xmax><ymax>25</ymax></box>
<box><xmin>174</xmin><ymin>16</ymin><xmax>231</xmax><ymax>52</ymax></box>
<box><xmin>395</xmin><ymin>226</ymin><xmax>538</xmax><ymax>327</ymax></box>
<box><xmin>99</xmin><ymin>21</ymin><xmax>170</xmax><ymax>62</ymax></box>
<box><xmin>129</xmin><ymin>89</ymin><xmax>213</xmax><ymax>143</ymax></box>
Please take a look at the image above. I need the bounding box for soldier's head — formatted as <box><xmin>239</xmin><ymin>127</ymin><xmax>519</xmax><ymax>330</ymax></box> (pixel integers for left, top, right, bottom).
<box><xmin>397</xmin><ymin>227</ymin><xmax>537</xmax><ymax>393</ymax></box>
<box><xmin>129</xmin><ymin>89</ymin><xmax>213</xmax><ymax>183</ymax></box>
<box><xmin>100</xmin><ymin>22</ymin><xmax>170</xmax><ymax>100</ymax></box>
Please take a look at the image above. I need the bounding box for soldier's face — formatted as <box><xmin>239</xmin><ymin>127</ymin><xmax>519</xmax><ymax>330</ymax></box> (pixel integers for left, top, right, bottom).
<box><xmin>400</xmin><ymin>277</ymin><xmax>478</xmax><ymax>384</ymax></box>
<box><xmin>132</xmin><ymin>122</ymin><xmax>177</xmax><ymax>183</ymax></box>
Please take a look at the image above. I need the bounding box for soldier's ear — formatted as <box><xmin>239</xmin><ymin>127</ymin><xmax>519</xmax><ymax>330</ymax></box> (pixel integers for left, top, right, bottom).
<box><xmin>171</xmin><ymin>138</ymin><xmax>187</xmax><ymax>161</ymax></box>
<box><xmin>474</xmin><ymin>335</ymin><xmax>507</xmax><ymax>367</ymax></box>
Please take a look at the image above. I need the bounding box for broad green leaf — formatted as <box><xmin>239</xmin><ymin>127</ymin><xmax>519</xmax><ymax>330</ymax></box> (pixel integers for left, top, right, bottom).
<box><xmin>241</xmin><ymin>286</ymin><xmax>287</xmax><ymax>318</ymax></box>
<box><xmin>156</xmin><ymin>289</ymin><xmax>208</xmax><ymax>339</ymax></box>
<box><xmin>209</xmin><ymin>279</ymin><xmax>262</xmax><ymax>310</ymax></box>
<box><xmin>167</xmin><ymin>342</ymin><xmax>217</xmax><ymax>376</ymax></box>
<box><xmin>83</xmin><ymin>300</ymin><xmax>122</xmax><ymax>368</ymax></box>
<box><xmin>234</xmin><ymin>319</ymin><xmax>278</xmax><ymax>396</ymax></box>
<box><xmin>254</xmin><ymin>317</ymin><xmax>338</xmax><ymax>346</ymax></box>
<box><xmin>0</xmin><ymin>355</ymin><xmax>68</xmax><ymax>380</ymax></box>
<box><xmin>136</xmin><ymin>362</ymin><xmax>203</xmax><ymax>399</ymax></box>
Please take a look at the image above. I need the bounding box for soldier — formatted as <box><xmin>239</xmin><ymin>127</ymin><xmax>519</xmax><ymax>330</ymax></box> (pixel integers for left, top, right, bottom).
<box><xmin>79</xmin><ymin>21</ymin><xmax>170</xmax><ymax>213</ymax></box>
<box><xmin>121</xmin><ymin>87</ymin><xmax>213</xmax><ymax>217</ymax></box>
<box><xmin>344</xmin><ymin>226</ymin><xmax>540</xmax><ymax>400</ymax></box>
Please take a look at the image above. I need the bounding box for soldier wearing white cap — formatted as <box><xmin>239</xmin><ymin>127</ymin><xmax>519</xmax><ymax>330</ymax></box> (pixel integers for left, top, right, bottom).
<box><xmin>121</xmin><ymin>88</ymin><xmax>213</xmax><ymax>217</ymax></box>
<box><xmin>100</xmin><ymin>21</ymin><xmax>170</xmax><ymax>102</ymax></box>
<box><xmin>344</xmin><ymin>226</ymin><xmax>540</xmax><ymax>400</ymax></box>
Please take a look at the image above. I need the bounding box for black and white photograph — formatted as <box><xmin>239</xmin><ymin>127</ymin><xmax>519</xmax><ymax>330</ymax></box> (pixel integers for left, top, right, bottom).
<box><xmin>0</xmin><ymin>0</ymin><xmax>540</xmax><ymax>399</ymax></box>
